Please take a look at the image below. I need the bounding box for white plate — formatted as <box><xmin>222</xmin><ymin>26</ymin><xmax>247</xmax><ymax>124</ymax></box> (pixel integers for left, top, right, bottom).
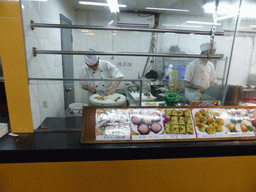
<box><xmin>90</xmin><ymin>93</ymin><xmax>126</xmax><ymax>106</ymax></box>
<box><xmin>95</xmin><ymin>108</ymin><xmax>131</xmax><ymax>137</ymax></box>
<box><xmin>223</xmin><ymin>108</ymin><xmax>255</xmax><ymax>137</ymax></box>
<box><xmin>130</xmin><ymin>108</ymin><xmax>164</xmax><ymax>136</ymax></box>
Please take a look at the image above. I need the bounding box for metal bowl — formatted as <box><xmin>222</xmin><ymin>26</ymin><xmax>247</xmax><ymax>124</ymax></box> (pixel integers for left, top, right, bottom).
<box><xmin>127</xmin><ymin>85</ymin><xmax>139</xmax><ymax>92</ymax></box>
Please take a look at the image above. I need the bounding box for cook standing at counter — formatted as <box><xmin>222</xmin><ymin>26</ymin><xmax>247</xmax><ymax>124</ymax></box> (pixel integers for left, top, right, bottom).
<box><xmin>184</xmin><ymin>42</ymin><xmax>217</xmax><ymax>101</ymax></box>
<box><xmin>80</xmin><ymin>50</ymin><xmax>124</xmax><ymax>95</ymax></box>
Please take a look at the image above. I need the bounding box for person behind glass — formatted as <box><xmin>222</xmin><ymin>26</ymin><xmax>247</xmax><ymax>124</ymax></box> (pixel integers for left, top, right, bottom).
<box><xmin>80</xmin><ymin>49</ymin><xmax>124</xmax><ymax>95</ymax></box>
<box><xmin>184</xmin><ymin>42</ymin><xmax>217</xmax><ymax>101</ymax></box>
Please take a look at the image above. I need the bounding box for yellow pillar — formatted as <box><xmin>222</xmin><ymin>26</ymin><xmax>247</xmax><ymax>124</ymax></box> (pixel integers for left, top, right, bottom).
<box><xmin>0</xmin><ymin>1</ymin><xmax>33</xmax><ymax>133</ymax></box>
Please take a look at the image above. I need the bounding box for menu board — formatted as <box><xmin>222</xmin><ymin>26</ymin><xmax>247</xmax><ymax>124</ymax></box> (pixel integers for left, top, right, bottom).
<box><xmin>130</xmin><ymin>108</ymin><xmax>164</xmax><ymax>140</ymax></box>
<box><xmin>92</xmin><ymin>107</ymin><xmax>256</xmax><ymax>142</ymax></box>
<box><xmin>163</xmin><ymin>109</ymin><xmax>197</xmax><ymax>139</ymax></box>
<box><xmin>95</xmin><ymin>108</ymin><xmax>131</xmax><ymax>141</ymax></box>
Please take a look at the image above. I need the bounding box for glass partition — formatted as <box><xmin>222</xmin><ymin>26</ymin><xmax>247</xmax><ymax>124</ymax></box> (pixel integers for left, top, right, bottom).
<box><xmin>29</xmin><ymin>79</ymin><xmax>145</xmax><ymax>131</ymax></box>
<box><xmin>20</xmin><ymin>0</ymin><xmax>255</xmax><ymax>130</ymax></box>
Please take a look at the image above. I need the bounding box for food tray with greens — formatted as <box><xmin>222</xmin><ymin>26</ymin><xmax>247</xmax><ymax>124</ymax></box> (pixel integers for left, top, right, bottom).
<box><xmin>95</xmin><ymin>108</ymin><xmax>131</xmax><ymax>141</ymax></box>
<box><xmin>223</xmin><ymin>108</ymin><xmax>255</xmax><ymax>137</ymax></box>
<box><xmin>162</xmin><ymin>109</ymin><xmax>196</xmax><ymax>139</ymax></box>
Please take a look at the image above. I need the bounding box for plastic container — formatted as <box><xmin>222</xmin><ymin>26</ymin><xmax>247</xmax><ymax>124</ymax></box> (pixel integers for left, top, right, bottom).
<box><xmin>69</xmin><ymin>103</ymin><xmax>88</xmax><ymax>112</ymax></box>
<box><xmin>0</xmin><ymin>123</ymin><xmax>8</xmax><ymax>138</ymax></box>
<box><xmin>164</xmin><ymin>92</ymin><xmax>180</xmax><ymax>103</ymax></box>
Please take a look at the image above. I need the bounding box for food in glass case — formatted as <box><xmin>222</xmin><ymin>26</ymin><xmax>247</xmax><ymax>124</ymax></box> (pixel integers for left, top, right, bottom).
<box><xmin>247</xmin><ymin>108</ymin><xmax>256</xmax><ymax>130</ymax></box>
<box><xmin>130</xmin><ymin>108</ymin><xmax>164</xmax><ymax>140</ymax></box>
<box><xmin>223</xmin><ymin>108</ymin><xmax>255</xmax><ymax>136</ymax></box>
<box><xmin>95</xmin><ymin>108</ymin><xmax>131</xmax><ymax>140</ymax></box>
<box><xmin>163</xmin><ymin>109</ymin><xmax>196</xmax><ymax>139</ymax></box>
<box><xmin>192</xmin><ymin>108</ymin><xmax>227</xmax><ymax>138</ymax></box>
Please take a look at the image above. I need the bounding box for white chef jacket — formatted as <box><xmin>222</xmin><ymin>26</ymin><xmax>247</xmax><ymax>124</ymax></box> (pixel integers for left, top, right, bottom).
<box><xmin>80</xmin><ymin>60</ymin><xmax>124</xmax><ymax>92</ymax></box>
<box><xmin>184</xmin><ymin>59</ymin><xmax>217</xmax><ymax>101</ymax></box>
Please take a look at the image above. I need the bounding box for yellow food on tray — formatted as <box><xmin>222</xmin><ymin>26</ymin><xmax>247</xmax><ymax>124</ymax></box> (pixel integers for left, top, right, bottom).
<box><xmin>193</xmin><ymin>108</ymin><xmax>224</xmax><ymax>134</ymax></box>
<box><xmin>144</xmin><ymin>103</ymin><xmax>156</xmax><ymax>106</ymax></box>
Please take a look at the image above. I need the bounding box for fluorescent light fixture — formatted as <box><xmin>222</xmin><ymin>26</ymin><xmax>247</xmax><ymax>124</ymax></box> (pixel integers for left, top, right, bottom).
<box><xmin>79</xmin><ymin>2</ymin><xmax>108</xmax><ymax>6</ymax></box>
<box><xmin>146</xmin><ymin>7</ymin><xmax>189</xmax><ymax>12</ymax></box>
<box><xmin>108</xmin><ymin>20</ymin><xmax>114</xmax><ymax>25</ymax></box>
<box><xmin>186</xmin><ymin>21</ymin><xmax>221</xmax><ymax>26</ymax></box>
<box><xmin>107</xmin><ymin>0</ymin><xmax>119</xmax><ymax>13</ymax></box>
<box><xmin>203</xmin><ymin>2</ymin><xmax>256</xmax><ymax>19</ymax></box>
<box><xmin>79</xmin><ymin>1</ymin><xmax>126</xmax><ymax>8</ymax></box>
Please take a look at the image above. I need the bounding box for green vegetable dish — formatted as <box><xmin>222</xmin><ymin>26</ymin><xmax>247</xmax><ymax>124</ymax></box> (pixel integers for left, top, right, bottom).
<box><xmin>164</xmin><ymin>109</ymin><xmax>194</xmax><ymax>134</ymax></box>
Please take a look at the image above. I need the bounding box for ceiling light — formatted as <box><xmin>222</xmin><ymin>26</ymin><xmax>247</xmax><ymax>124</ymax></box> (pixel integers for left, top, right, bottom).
<box><xmin>79</xmin><ymin>1</ymin><xmax>126</xmax><ymax>8</ymax></box>
<box><xmin>79</xmin><ymin>2</ymin><xmax>108</xmax><ymax>6</ymax></box>
<box><xmin>186</xmin><ymin>21</ymin><xmax>221</xmax><ymax>26</ymax></box>
<box><xmin>108</xmin><ymin>20</ymin><xmax>114</xmax><ymax>25</ymax></box>
<box><xmin>146</xmin><ymin>7</ymin><xmax>189</xmax><ymax>12</ymax></box>
<box><xmin>107</xmin><ymin>0</ymin><xmax>120</xmax><ymax>13</ymax></box>
<box><xmin>203</xmin><ymin>2</ymin><xmax>256</xmax><ymax>19</ymax></box>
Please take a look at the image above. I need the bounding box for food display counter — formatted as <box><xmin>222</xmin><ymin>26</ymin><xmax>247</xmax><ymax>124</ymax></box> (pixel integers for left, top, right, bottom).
<box><xmin>81</xmin><ymin>106</ymin><xmax>256</xmax><ymax>144</ymax></box>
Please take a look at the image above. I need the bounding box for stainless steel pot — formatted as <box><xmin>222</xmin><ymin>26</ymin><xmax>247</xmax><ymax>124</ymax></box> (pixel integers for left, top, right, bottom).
<box><xmin>127</xmin><ymin>85</ymin><xmax>139</xmax><ymax>92</ymax></box>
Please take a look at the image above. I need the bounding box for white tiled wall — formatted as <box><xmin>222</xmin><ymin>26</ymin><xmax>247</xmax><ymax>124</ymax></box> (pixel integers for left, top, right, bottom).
<box><xmin>22</xmin><ymin>1</ymin><xmax>152</xmax><ymax>129</ymax></box>
<box><xmin>21</xmin><ymin>0</ymin><xmax>76</xmax><ymax>129</ymax></box>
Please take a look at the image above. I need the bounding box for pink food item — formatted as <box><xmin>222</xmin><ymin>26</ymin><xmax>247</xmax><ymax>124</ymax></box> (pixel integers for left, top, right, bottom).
<box><xmin>131</xmin><ymin>116</ymin><xmax>142</xmax><ymax>125</ymax></box>
<box><xmin>151</xmin><ymin>122</ymin><xmax>162</xmax><ymax>133</ymax></box>
<box><xmin>140</xmin><ymin>109</ymin><xmax>150</xmax><ymax>116</ymax></box>
<box><xmin>138</xmin><ymin>124</ymin><xmax>150</xmax><ymax>135</ymax></box>
<box><xmin>143</xmin><ymin>116</ymin><xmax>152</xmax><ymax>125</ymax></box>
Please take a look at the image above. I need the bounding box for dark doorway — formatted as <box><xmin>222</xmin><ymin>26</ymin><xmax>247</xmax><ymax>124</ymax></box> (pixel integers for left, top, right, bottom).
<box><xmin>60</xmin><ymin>14</ymin><xmax>75</xmax><ymax>110</ymax></box>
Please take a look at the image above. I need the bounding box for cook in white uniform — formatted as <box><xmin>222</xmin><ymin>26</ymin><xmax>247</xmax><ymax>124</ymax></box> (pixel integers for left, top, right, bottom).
<box><xmin>184</xmin><ymin>42</ymin><xmax>217</xmax><ymax>101</ymax></box>
<box><xmin>80</xmin><ymin>50</ymin><xmax>124</xmax><ymax>96</ymax></box>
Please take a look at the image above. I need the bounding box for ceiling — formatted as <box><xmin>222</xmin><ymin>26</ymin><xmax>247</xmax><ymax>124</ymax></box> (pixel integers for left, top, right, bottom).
<box><xmin>66</xmin><ymin>0</ymin><xmax>208</xmax><ymax>16</ymax></box>
<box><xmin>65</xmin><ymin>0</ymin><xmax>256</xmax><ymax>30</ymax></box>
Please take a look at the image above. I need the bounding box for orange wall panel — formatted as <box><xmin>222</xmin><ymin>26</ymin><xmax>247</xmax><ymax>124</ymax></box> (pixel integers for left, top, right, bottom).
<box><xmin>0</xmin><ymin>1</ymin><xmax>33</xmax><ymax>132</ymax></box>
<box><xmin>0</xmin><ymin>157</ymin><xmax>256</xmax><ymax>192</ymax></box>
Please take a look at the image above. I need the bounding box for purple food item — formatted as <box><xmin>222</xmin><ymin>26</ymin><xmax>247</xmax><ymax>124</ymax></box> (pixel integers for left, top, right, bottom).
<box><xmin>131</xmin><ymin>115</ymin><xmax>142</xmax><ymax>125</ymax></box>
<box><xmin>151</xmin><ymin>122</ymin><xmax>162</xmax><ymax>133</ymax></box>
<box><xmin>138</xmin><ymin>124</ymin><xmax>150</xmax><ymax>135</ymax></box>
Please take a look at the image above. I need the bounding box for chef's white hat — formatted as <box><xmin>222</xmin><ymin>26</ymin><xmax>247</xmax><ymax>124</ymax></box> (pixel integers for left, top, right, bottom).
<box><xmin>84</xmin><ymin>49</ymin><xmax>99</xmax><ymax>66</ymax></box>
<box><xmin>200</xmin><ymin>42</ymin><xmax>217</xmax><ymax>52</ymax></box>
